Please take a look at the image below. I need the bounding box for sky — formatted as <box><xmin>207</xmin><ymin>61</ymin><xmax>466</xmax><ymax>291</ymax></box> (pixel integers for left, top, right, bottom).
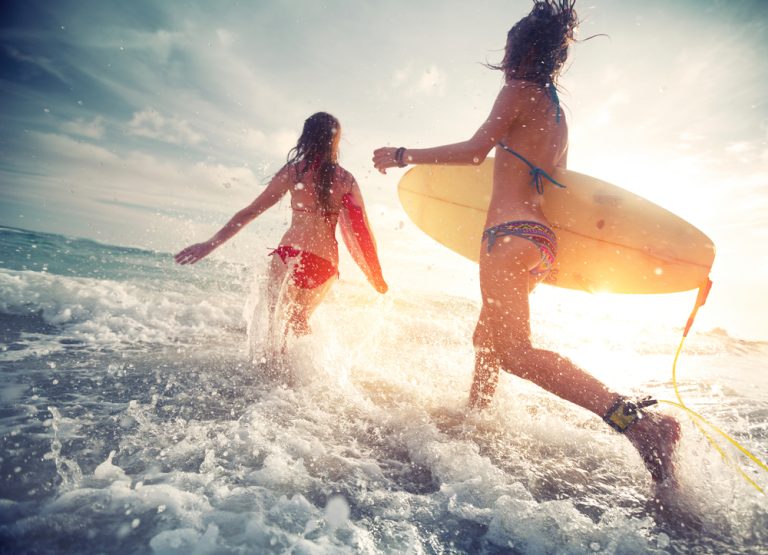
<box><xmin>1</xmin><ymin>0</ymin><xmax>767</xmax><ymax>339</ymax></box>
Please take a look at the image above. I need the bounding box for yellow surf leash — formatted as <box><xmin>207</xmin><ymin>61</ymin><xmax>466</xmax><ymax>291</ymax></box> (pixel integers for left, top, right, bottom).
<box><xmin>660</xmin><ymin>278</ymin><xmax>768</xmax><ymax>493</ymax></box>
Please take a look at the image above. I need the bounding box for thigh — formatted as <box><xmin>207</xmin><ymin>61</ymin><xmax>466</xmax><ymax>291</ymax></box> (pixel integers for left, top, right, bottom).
<box><xmin>267</xmin><ymin>254</ymin><xmax>290</xmax><ymax>305</ymax></box>
<box><xmin>270</xmin><ymin>250</ymin><xmax>335</xmax><ymax>320</ymax></box>
<box><xmin>288</xmin><ymin>274</ymin><xmax>335</xmax><ymax>319</ymax></box>
<box><xmin>476</xmin><ymin>237</ymin><xmax>539</xmax><ymax>345</ymax></box>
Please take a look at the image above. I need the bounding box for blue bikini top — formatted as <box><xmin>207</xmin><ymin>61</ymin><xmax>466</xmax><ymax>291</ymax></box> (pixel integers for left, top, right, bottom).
<box><xmin>498</xmin><ymin>83</ymin><xmax>565</xmax><ymax>195</ymax></box>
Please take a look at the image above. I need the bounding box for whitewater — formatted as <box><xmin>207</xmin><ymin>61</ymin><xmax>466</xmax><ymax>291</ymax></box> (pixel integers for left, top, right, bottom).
<box><xmin>0</xmin><ymin>225</ymin><xmax>766</xmax><ymax>555</ymax></box>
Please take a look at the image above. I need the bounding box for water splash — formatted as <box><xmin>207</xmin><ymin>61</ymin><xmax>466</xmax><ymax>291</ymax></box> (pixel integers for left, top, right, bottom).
<box><xmin>44</xmin><ymin>406</ymin><xmax>83</xmax><ymax>491</ymax></box>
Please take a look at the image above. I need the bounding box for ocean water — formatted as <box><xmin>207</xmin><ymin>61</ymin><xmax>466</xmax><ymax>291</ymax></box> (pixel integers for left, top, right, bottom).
<box><xmin>0</xmin><ymin>224</ymin><xmax>766</xmax><ymax>555</ymax></box>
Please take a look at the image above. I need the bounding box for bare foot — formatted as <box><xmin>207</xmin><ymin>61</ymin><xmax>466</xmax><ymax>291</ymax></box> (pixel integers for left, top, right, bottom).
<box><xmin>625</xmin><ymin>412</ymin><xmax>681</xmax><ymax>484</ymax></box>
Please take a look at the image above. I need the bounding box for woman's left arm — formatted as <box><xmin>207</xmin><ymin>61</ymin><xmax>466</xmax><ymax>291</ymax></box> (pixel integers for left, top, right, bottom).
<box><xmin>373</xmin><ymin>82</ymin><xmax>522</xmax><ymax>173</ymax></box>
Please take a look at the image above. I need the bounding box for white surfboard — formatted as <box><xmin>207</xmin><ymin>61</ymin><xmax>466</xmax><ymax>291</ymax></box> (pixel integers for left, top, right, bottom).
<box><xmin>398</xmin><ymin>160</ymin><xmax>715</xmax><ymax>294</ymax></box>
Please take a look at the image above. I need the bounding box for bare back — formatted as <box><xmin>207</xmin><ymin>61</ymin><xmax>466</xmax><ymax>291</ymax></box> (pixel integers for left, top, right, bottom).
<box><xmin>487</xmin><ymin>80</ymin><xmax>568</xmax><ymax>229</ymax></box>
<box><xmin>279</xmin><ymin>163</ymin><xmax>354</xmax><ymax>264</ymax></box>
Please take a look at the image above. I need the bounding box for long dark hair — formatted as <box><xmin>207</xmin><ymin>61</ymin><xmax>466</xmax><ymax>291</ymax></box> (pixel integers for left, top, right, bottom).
<box><xmin>285</xmin><ymin>112</ymin><xmax>341</xmax><ymax>212</ymax></box>
<box><xmin>491</xmin><ymin>0</ymin><xmax>578</xmax><ymax>88</ymax></box>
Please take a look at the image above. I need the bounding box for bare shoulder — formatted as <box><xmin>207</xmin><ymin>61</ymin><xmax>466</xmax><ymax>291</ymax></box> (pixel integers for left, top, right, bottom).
<box><xmin>504</xmin><ymin>79</ymin><xmax>547</xmax><ymax>101</ymax></box>
<box><xmin>263</xmin><ymin>163</ymin><xmax>298</xmax><ymax>196</ymax></box>
<box><xmin>490</xmin><ymin>79</ymin><xmax>534</xmax><ymax>117</ymax></box>
<box><xmin>500</xmin><ymin>78</ymin><xmax>535</xmax><ymax>98</ymax></box>
<box><xmin>335</xmin><ymin>165</ymin><xmax>357</xmax><ymax>189</ymax></box>
<box><xmin>275</xmin><ymin>162</ymin><xmax>299</xmax><ymax>182</ymax></box>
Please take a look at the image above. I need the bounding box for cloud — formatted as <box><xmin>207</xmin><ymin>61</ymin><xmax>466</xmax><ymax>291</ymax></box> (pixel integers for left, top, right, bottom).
<box><xmin>725</xmin><ymin>141</ymin><xmax>752</xmax><ymax>154</ymax></box>
<box><xmin>241</xmin><ymin>127</ymin><xmax>297</xmax><ymax>158</ymax></box>
<box><xmin>25</xmin><ymin>131</ymin><xmax>262</xmax><ymax>215</ymax></box>
<box><xmin>3</xmin><ymin>45</ymin><xmax>71</xmax><ymax>85</ymax></box>
<box><xmin>417</xmin><ymin>65</ymin><xmax>446</xmax><ymax>95</ymax></box>
<box><xmin>78</xmin><ymin>27</ymin><xmax>182</xmax><ymax>65</ymax></box>
<box><xmin>61</xmin><ymin>116</ymin><xmax>106</xmax><ymax>139</ymax></box>
<box><xmin>216</xmin><ymin>28</ymin><xmax>236</xmax><ymax>48</ymax></box>
<box><xmin>34</xmin><ymin>132</ymin><xmax>118</xmax><ymax>163</ymax></box>
<box><xmin>392</xmin><ymin>64</ymin><xmax>412</xmax><ymax>88</ymax></box>
<box><xmin>127</xmin><ymin>109</ymin><xmax>203</xmax><ymax>145</ymax></box>
<box><xmin>391</xmin><ymin>63</ymin><xmax>447</xmax><ymax>97</ymax></box>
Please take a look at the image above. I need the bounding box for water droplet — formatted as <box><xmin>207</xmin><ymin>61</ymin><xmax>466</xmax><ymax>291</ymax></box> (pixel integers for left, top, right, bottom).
<box><xmin>295</xmin><ymin>182</ymin><xmax>305</xmax><ymax>190</ymax></box>
<box><xmin>472</xmin><ymin>157</ymin><xmax>480</xmax><ymax>164</ymax></box>
<box><xmin>325</xmin><ymin>496</ymin><xmax>350</xmax><ymax>529</ymax></box>
<box><xmin>116</xmin><ymin>524</ymin><xmax>131</xmax><ymax>539</ymax></box>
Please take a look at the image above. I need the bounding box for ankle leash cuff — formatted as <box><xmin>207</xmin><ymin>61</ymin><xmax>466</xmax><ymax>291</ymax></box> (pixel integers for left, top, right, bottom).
<box><xmin>603</xmin><ymin>397</ymin><xmax>658</xmax><ymax>433</ymax></box>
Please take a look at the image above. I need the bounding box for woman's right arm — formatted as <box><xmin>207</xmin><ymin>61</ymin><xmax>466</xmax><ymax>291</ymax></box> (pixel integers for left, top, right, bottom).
<box><xmin>175</xmin><ymin>165</ymin><xmax>293</xmax><ymax>265</ymax></box>
<box><xmin>373</xmin><ymin>80</ymin><xmax>524</xmax><ymax>173</ymax></box>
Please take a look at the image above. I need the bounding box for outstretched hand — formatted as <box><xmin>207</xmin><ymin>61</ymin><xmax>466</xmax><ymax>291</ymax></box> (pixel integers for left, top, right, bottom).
<box><xmin>372</xmin><ymin>147</ymin><xmax>399</xmax><ymax>175</ymax></box>
<box><xmin>175</xmin><ymin>241</ymin><xmax>215</xmax><ymax>265</ymax></box>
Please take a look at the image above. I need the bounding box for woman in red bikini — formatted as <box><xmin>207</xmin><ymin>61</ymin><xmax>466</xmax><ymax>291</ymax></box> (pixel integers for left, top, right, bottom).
<box><xmin>373</xmin><ymin>1</ymin><xmax>681</xmax><ymax>489</ymax></box>
<box><xmin>177</xmin><ymin>112</ymin><xmax>386</xmax><ymax>340</ymax></box>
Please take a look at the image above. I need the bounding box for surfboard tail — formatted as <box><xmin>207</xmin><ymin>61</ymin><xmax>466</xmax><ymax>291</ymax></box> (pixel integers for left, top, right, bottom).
<box><xmin>339</xmin><ymin>193</ymin><xmax>388</xmax><ymax>294</ymax></box>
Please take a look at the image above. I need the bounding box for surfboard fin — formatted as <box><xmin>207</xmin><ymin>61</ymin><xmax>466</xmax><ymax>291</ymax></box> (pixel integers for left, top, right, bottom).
<box><xmin>683</xmin><ymin>277</ymin><xmax>712</xmax><ymax>337</ymax></box>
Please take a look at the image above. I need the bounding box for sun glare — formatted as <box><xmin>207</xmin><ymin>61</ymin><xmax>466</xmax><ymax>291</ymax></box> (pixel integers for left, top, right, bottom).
<box><xmin>533</xmin><ymin>286</ymin><xmax>699</xmax><ymax>339</ymax></box>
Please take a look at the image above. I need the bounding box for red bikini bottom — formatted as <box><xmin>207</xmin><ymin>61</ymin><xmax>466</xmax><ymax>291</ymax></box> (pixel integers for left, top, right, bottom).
<box><xmin>269</xmin><ymin>245</ymin><xmax>338</xmax><ymax>289</ymax></box>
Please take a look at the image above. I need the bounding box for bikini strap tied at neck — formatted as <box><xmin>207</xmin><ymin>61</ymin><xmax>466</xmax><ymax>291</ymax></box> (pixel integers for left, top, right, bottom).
<box><xmin>546</xmin><ymin>83</ymin><xmax>561</xmax><ymax>124</ymax></box>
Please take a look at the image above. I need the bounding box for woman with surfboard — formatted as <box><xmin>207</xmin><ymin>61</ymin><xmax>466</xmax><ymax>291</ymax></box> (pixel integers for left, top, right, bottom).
<box><xmin>177</xmin><ymin>112</ymin><xmax>387</xmax><ymax>345</ymax></box>
<box><xmin>373</xmin><ymin>1</ymin><xmax>680</xmax><ymax>486</ymax></box>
